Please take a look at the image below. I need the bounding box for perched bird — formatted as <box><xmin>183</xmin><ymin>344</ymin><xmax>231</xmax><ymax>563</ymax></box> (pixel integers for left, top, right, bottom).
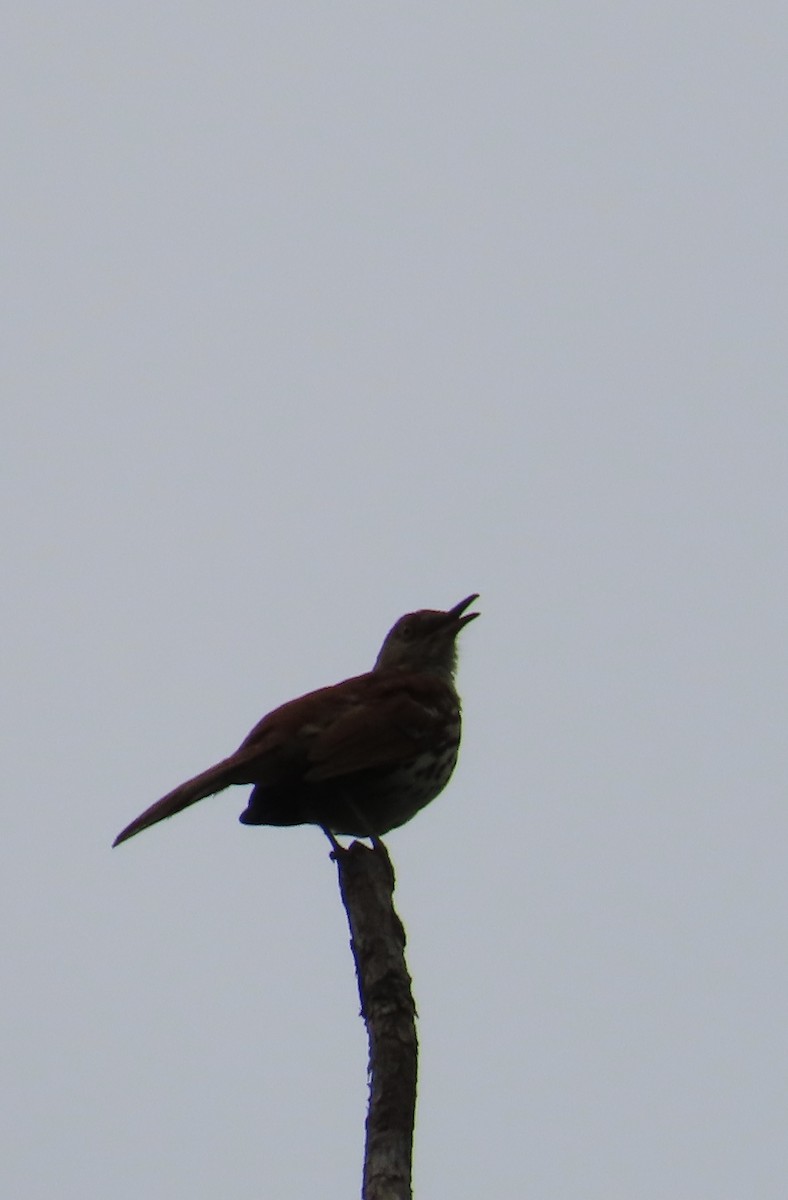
<box><xmin>113</xmin><ymin>595</ymin><xmax>479</xmax><ymax>847</ymax></box>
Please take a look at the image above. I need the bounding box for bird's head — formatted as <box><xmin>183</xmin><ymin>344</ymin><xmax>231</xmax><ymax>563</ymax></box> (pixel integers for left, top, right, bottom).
<box><xmin>373</xmin><ymin>594</ymin><xmax>480</xmax><ymax>679</ymax></box>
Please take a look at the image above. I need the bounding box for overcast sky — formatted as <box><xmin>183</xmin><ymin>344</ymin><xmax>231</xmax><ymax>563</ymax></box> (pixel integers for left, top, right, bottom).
<box><xmin>3</xmin><ymin>4</ymin><xmax>788</xmax><ymax>1197</ymax></box>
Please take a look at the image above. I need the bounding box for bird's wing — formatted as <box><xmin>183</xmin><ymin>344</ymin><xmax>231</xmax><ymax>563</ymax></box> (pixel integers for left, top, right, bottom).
<box><xmin>304</xmin><ymin>684</ymin><xmax>449</xmax><ymax>780</ymax></box>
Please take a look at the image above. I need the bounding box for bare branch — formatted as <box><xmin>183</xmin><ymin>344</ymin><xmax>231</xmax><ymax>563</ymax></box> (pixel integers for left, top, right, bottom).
<box><xmin>333</xmin><ymin>840</ymin><xmax>418</xmax><ymax>1200</ymax></box>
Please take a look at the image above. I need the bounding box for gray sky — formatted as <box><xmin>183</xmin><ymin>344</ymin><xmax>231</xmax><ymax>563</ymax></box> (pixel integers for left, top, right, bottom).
<box><xmin>3</xmin><ymin>4</ymin><xmax>787</xmax><ymax>1197</ymax></box>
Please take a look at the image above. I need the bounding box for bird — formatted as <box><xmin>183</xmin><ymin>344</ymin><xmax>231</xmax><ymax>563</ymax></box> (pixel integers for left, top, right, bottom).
<box><xmin>113</xmin><ymin>595</ymin><xmax>479</xmax><ymax>847</ymax></box>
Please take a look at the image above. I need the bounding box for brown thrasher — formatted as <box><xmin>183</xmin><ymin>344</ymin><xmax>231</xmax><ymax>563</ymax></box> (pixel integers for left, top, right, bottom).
<box><xmin>113</xmin><ymin>595</ymin><xmax>479</xmax><ymax>847</ymax></box>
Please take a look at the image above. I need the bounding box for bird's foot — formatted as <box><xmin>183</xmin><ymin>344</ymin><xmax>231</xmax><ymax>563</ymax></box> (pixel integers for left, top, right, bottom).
<box><xmin>321</xmin><ymin>825</ymin><xmax>345</xmax><ymax>858</ymax></box>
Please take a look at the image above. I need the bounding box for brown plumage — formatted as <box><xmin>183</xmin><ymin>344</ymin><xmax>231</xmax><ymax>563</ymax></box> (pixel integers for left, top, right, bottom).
<box><xmin>113</xmin><ymin>595</ymin><xmax>479</xmax><ymax>847</ymax></box>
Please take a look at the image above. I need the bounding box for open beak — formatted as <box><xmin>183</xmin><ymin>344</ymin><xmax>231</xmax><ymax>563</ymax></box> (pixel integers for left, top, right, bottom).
<box><xmin>447</xmin><ymin>593</ymin><xmax>480</xmax><ymax>631</ymax></box>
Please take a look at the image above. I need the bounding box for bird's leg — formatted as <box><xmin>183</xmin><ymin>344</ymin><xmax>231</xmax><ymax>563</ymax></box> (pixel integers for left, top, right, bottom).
<box><xmin>344</xmin><ymin>798</ymin><xmax>384</xmax><ymax>851</ymax></box>
<box><xmin>321</xmin><ymin>825</ymin><xmax>344</xmax><ymax>856</ymax></box>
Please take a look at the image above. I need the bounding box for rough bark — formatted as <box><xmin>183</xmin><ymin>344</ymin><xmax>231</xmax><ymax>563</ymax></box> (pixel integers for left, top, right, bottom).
<box><xmin>333</xmin><ymin>840</ymin><xmax>418</xmax><ymax>1200</ymax></box>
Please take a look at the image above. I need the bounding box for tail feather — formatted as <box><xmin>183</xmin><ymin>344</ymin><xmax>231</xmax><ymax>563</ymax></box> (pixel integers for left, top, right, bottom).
<box><xmin>113</xmin><ymin>758</ymin><xmax>240</xmax><ymax>847</ymax></box>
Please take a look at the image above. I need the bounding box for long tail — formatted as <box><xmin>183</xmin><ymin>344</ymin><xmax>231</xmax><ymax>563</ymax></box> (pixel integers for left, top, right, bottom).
<box><xmin>113</xmin><ymin>758</ymin><xmax>241</xmax><ymax>847</ymax></box>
